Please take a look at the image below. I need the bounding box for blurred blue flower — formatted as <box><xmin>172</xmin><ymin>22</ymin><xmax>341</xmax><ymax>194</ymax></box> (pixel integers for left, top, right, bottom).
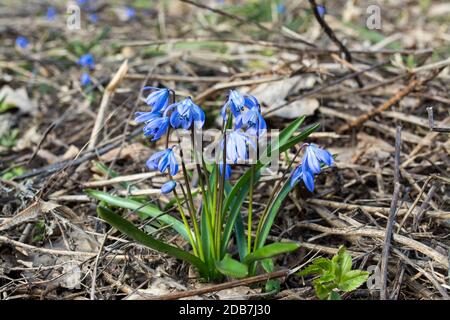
<box><xmin>143</xmin><ymin>87</ymin><xmax>170</xmax><ymax>113</ymax></box>
<box><xmin>219</xmin><ymin>163</ymin><xmax>231</xmax><ymax>180</ymax></box>
<box><xmin>236</xmin><ymin>108</ymin><xmax>267</xmax><ymax>137</ymax></box>
<box><xmin>15</xmin><ymin>36</ymin><xmax>29</xmax><ymax>49</ymax></box>
<box><xmin>77</xmin><ymin>0</ymin><xmax>88</xmax><ymax>5</ymax></box>
<box><xmin>161</xmin><ymin>180</ymin><xmax>176</xmax><ymax>194</ymax></box>
<box><xmin>168</xmin><ymin>97</ymin><xmax>205</xmax><ymax>129</ymax></box>
<box><xmin>290</xmin><ymin>144</ymin><xmax>333</xmax><ymax>192</ymax></box>
<box><xmin>80</xmin><ymin>72</ymin><xmax>91</xmax><ymax>86</ymax></box>
<box><xmin>142</xmin><ymin>115</ymin><xmax>170</xmax><ymax>141</ymax></box>
<box><xmin>125</xmin><ymin>6</ymin><xmax>136</xmax><ymax>20</ymax></box>
<box><xmin>47</xmin><ymin>6</ymin><xmax>57</xmax><ymax>20</ymax></box>
<box><xmin>317</xmin><ymin>5</ymin><xmax>326</xmax><ymax>17</ymax></box>
<box><xmin>146</xmin><ymin>148</ymin><xmax>179</xmax><ymax>176</ymax></box>
<box><xmin>277</xmin><ymin>3</ymin><xmax>286</xmax><ymax>14</ymax></box>
<box><xmin>222</xmin><ymin>130</ymin><xmax>256</xmax><ymax>164</ymax></box>
<box><xmin>88</xmin><ymin>13</ymin><xmax>99</xmax><ymax>23</ymax></box>
<box><xmin>77</xmin><ymin>53</ymin><xmax>95</xmax><ymax>70</ymax></box>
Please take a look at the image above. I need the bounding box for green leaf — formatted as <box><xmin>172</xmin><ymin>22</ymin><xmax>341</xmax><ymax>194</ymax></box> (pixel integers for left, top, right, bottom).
<box><xmin>278</xmin><ymin>116</ymin><xmax>306</xmax><ymax>146</ymax></box>
<box><xmin>328</xmin><ymin>291</ymin><xmax>342</xmax><ymax>300</ymax></box>
<box><xmin>265</xmin><ymin>279</ymin><xmax>280</xmax><ymax>293</ymax></box>
<box><xmin>315</xmin><ymin>272</ymin><xmax>335</xmax><ymax>284</ymax></box>
<box><xmin>97</xmin><ymin>206</ymin><xmax>208</xmax><ymax>277</ymax></box>
<box><xmin>244</xmin><ymin>242</ymin><xmax>300</xmax><ymax>264</ymax></box>
<box><xmin>233</xmin><ymin>208</ymin><xmax>248</xmax><ymax>262</ymax></box>
<box><xmin>297</xmin><ymin>258</ymin><xmax>332</xmax><ymax>277</ymax></box>
<box><xmin>338</xmin><ymin>270</ymin><xmax>369</xmax><ymax>292</ymax></box>
<box><xmin>85</xmin><ymin>189</ymin><xmax>190</xmax><ymax>241</ymax></box>
<box><xmin>215</xmin><ymin>254</ymin><xmax>249</xmax><ymax>278</ymax></box>
<box><xmin>279</xmin><ymin>123</ymin><xmax>320</xmax><ymax>154</ymax></box>
<box><xmin>255</xmin><ymin>182</ymin><xmax>293</xmax><ymax>249</ymax></box>
<box><xmin>332</xmin><ymin>245</ymin><xmax>353</xmax><ymax>281</ymax></box>
<box><xmin>261</xmin><ymin>258</ymin><xmax>274</xmax><ymax>273</ymax></box>
<box><xmin>314</xmin><ymin>282</ymin><xmax>334</xmax><ymax>300</ymax></box>
<box><xmin>220</xmin><ymin>176</ymin><xmax>254</xmax><ymax>256</ymax></box>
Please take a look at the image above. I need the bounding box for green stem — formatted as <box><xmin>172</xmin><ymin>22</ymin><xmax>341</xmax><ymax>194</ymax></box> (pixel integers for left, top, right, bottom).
<box><xmin>247</xmin><ymin>164</ymin><xmax>255</xmax><ymax>254</ymax></box>
<box><xmin>173</xmin><ymin>190</ymin><xmax>198</xmax><ymax>257</ymax></box>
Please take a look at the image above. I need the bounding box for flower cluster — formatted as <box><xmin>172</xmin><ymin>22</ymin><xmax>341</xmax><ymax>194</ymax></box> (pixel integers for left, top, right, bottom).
<box><xmin>136</xmin><ymin>88</ymin><xmax>267</xmax><ymax>192</ymax></box>
<box><xmin>135</xmin><ymin>88</ymin><xmax>206</xmax><ymax>192</ymax></box>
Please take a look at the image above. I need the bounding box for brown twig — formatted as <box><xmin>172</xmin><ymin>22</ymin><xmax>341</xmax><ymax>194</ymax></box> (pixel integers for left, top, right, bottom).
<box><xmin>178</xmin><ymin>0</ymin><xmax>315</xmax><ymax>47</ymax></box>
<box><xmin>337</xmin><ymin>68</ymin><xmax>444</xmax><ymax>133</ymax></box>
<box><xmin>380</xmin><ymin>126</ymin><xmax>401</xmax><ymax>300</ymax></box>
<box><xmin>136</xmin><ymin>269</ymin><xmax>290</xmax><ymax>300</ymax></box>
<box><xmin>88</xmin><ymin>60</ymin><xmax>128</xmax><ymax>149</ymax></box>
<box><xmin>427</xmin><ymin>107</ymin><xmax>450</xmax><ymax>133</ymax></box>
<box><xmin>308</xmin><ymin>0</ymin><xmax>363</xmax><ymax>87</ymax></box>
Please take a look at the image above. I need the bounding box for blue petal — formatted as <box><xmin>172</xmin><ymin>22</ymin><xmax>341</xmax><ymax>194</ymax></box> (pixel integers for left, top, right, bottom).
<box><xmin>290</xmin><ymin>166</ymin><xmax>302</xmax><ymax>188</ymax></box>
<box><xmin>135</xmin><ymin>111</ymin><xmax>160</xmax><ymax>123</ymax></box>
<box><xmin>317</xmin><ymin>5</ymin><xmax>326</xmax><ymax>18</ymax></box>
<box><xmin>80</xmin><ymin>72</ymin><xmax>91</xmax><ymax>86</ymax></box>
<box><xmin>168</xmin><ymin>151</ymin><xmax>179</xmax><ymax>176</ymax></box>
<box><xmin>145</xmin><ymin>89</ymin><xmax>169</xmax><ymax>113</ymax></box>
<box><xmin>303</xmin><ymin>169</ymin><xmax>315</xmax><ymax>192</ymax></box>
<box><xmin>192</xmin><ymin>104</ymin><xmax>205</xmax><ymax>128</ymax></box>
<box><xmin>312</xmin><ymin>144</ymin><xmax>334</xmax><ymax>166</ymax></box>
<box><xmin>146</xmin><ymin>150</ymin><xmax>165</xmax><ymax>170</ymax></box>
<box><xmin>158</xmin><ymin>151</ymin><xmax>171</xmax><ymax>173</ymax></box>
<box><xmin>170</xmin><ymin>111</ymin><xmax>182</xmax><ymax>128</ymax></box>
<box><xmin>219</xmin><ymin>163</ymin><xmax>231</xmax><ymax>180</ymax></box>
<box><xmin>305</xmin><ymin>147</ymin><xmax>321</xmax><ymax>174</ymax></box>
<box><xmin>161</xmin><ymin>181</ymin><xmax>176</xmax><ymax>194</ymax></box>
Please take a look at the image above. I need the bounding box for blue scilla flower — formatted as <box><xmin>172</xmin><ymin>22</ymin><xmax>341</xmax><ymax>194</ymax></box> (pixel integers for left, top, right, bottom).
<box><xmin>219</xmin><ymin>163</ymin><xmax>231</xmax><ymax>180</ymax></box>
<box><xmin>290</xmin><ymin>144</ymin><xmax>333</xmax><ymax>192</ymax></box>
<box><xmin>221</xmin><ymin>90</ymin><xmax>245</xmax><ymax>119</ymax></box>
<box><xmin>15</xmin><ymin>36</ymin><xmax>29</xmax><ymax>49</ymax></box>
<box><xmin>277</xmin><ymin>3</ymin><xmax>286</xmax><ymax>14</ymax></box>
<box><xmin>125</xmin><ymin>6</ymin><xmax>136</xmax><ymax>20</ymax></box>
<box><xmin>143</xmin><ymin>87</ymin><xmax>170</xmax><ymax>113</ymax></box>
<box><xmin>142</xmin><ymin>115</ymin><xmax>170</xmax><ymax>141</ymax></box>
<box><xmin>317</xmin><ymin>5</ymin><xmax>326</xmax><ymax>18</ymax></box>
<box><xmin>161</xmin><ymin>180</ymin><xmax>176</xmax><ymax>194</ymax></box>
<box><xmin>146</xmin><ymin>148</ymin><xmax>179</xmax><ymax>176</ymax></box>
<box><xmin>236</xmin><ymin>108</ymin><xmax>267</xmax><ymax>137</ymax></box>
<box><xmin>77</xmin><ymin>54</ymin><xmax>95</xmax><ymax>70</ymax></box>
<box><xmin>88</xmin><ymin>13</ymin><xmax>99</xmax><ymax>23</ymax></box>
<box><xmin>221</xmin><ymin>90</ymin><xmax>261</xmax><ymax>120</ymax></box>
<box><xmin>47</xmin><ymin>6</ymin><xmax>57</xmax><ymax>20</ymax></box>
<box><xmin>168</xmin><ymin>98</ymin><xmax>205</xmax><ymax>130</ymax></box>
<box><xmin>80</xmin><ymin>72</ymin><xmax>91</xmax><ymax>86</ymax></box>
<box><xmin>222</xmin><ymin>130</ymin><xmax>256</xmax><ymax>164</ymax></box>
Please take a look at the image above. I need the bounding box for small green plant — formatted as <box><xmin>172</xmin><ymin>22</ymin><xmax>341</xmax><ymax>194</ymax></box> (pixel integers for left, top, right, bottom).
<box><xmin>298</xmin><ymin>246</ymin><xmax>369</xmax><ymax>300</ymax></box>
<box><xmin>2</xmin><ymin>167</ymin><xmax>26</xmax><ymax>180</ymax></box>
<box><xmin>87</xmin><ymin>88</ymin><xmax>334</xmax><ymax>282</ymax></box>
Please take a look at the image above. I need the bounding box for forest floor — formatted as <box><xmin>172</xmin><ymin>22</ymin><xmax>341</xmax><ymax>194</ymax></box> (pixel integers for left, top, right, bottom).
<box><xmin>0</xmin><ymin>0</ymin><xmax>449</xmax><ymax>300</ymax></box>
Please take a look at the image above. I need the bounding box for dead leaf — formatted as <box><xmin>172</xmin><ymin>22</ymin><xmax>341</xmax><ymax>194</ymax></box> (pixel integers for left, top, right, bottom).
<box><xmin>0</xmin><ymin>201</ymin><xmax>58</xmax><ymax>231</ymax></box>
<box><xmin>269</xmin><ymin>98</ymin><xmax>319</xmax><ymax>119</ymax></box>
<box><xmin>250</xmin><ymin>75</ymin><xmax>319</xmax><ymax>118</ymax></box>
<box><xmin>0</xmin><ymin>86</ymin><xmax>37</xmax><ymax>115</ymax></box>
<box><xmin>99</xmin><ymin>142</ymin><xmax>147</xmax><ymax>162</ymax></box>
<box><xmin>215</xmin><ymin>286</ymin><xmax>259</xmax><ymax>300</ymax></box>
<box><xmin>59</xmin><ymin>261</ymin><xmax>82</xmax><ymax>289</ymax></box>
